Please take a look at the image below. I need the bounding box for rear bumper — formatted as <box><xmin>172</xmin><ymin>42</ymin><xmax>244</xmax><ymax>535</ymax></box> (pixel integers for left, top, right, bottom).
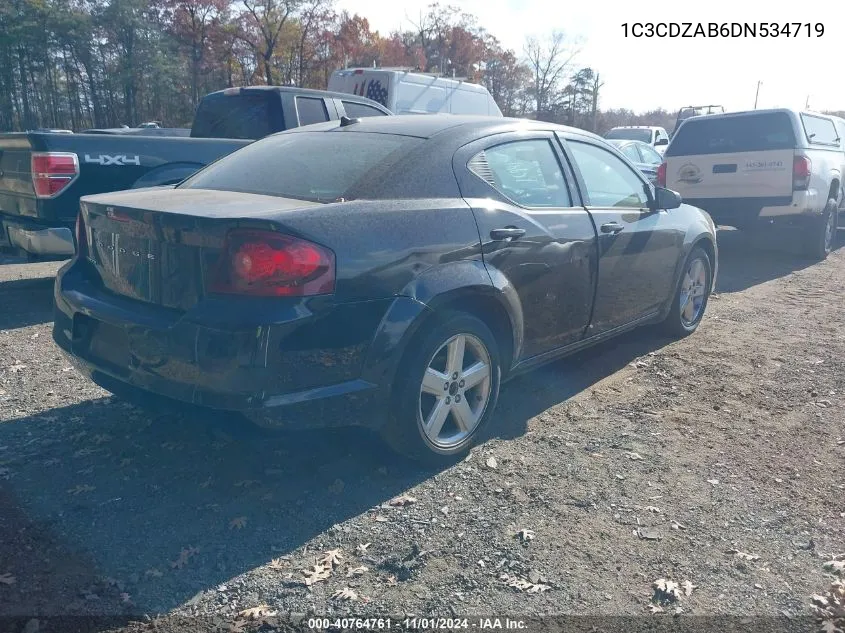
<box><xmin>52</xmin><ymin>261</ymin><xmax>397</xmax><ymax>430</ymax></box>
<box><xmin>1</xmin><ymin>214</ymin><xmax>75</xmax><ymax>256</ymax></box>
<box><xmin>684</xmin><ymin>190</ymin><xmax>823</xmax><ymax>226</ymax></box>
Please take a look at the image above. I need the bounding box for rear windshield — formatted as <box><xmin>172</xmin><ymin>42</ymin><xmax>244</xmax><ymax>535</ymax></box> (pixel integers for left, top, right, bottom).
<box><xmin>667</xmin><ymin>112</ymin><xmax>796</xmax><ymax>156</ymax></box>
<box><xmin>605</xmin><ymin>128</ymin><xmax>652</xmax><ymax>143</ymax></box>
<box><xmin>190</xmin><ymin>93</ymin><xmax>280</xmax><ymax>139</ymax></box>
<box><xmin>179</xmin><ymin>131</ymin><xmax>422</xmax><ymax>202</ymax></box>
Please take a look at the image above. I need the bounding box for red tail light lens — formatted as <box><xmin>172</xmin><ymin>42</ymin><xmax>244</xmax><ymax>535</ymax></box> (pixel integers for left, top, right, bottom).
<box><xmin>656</xmin><ymin>161</ymin><xmax>667</xmax><ymax>187</ymax></box>
<box><xmin>75</xmin><ymin>211</ymin><xmax>87</xmax><ymax>256</ymax></box>
<box><xmin>792</xmin><ymin>155</ymin><xmax>812</xmax><ymax>190</ymax></box>
<box><xmin>31</xmin><ymin>152</ymin><xmax>79</xmax><ymax>198</ymax></box>
<box><xmin>210</xmin><ymin>229</ymin><xmax>335</xmax><ymax>297</ymax></box>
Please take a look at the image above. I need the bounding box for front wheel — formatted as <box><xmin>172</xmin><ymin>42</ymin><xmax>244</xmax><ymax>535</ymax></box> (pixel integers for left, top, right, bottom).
<box><xmin>662</xmin><ymin>246</ymin><xmax>713</xmax><ymax>338</ymax></box>
<box><xmin>382</xmin><ymin>312</ymin><xmax>501</xmax><ymax>465</ymax></box>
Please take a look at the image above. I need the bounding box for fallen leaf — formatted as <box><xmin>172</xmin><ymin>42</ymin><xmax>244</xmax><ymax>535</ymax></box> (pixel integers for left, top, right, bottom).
<box><xmin>332</xmin><ymin>587</ymin><xmax>358</xmax><ymax>601</ymax></box>
<box><xmin>671</xmin><ymin>520</ymin><xmax>686</xmax><ymax>530</ymax></box>
<box><xmin>645</xmin><ymin>506</ymin><xmax>661</xmax><ymax>514</ymax></box>
<box><xmin>627</xmin><ymin>452</ymin><xmax>644</xmax><ymax>461</ymax></box>
<box><xmin>648</xmin><ymin>604</ymin><xmax>665</xmax><ymax>614</ymax></box>
<box><xmin>268</xmin><ymin>557</ymin><xmax>289</xmax><ymax>571</ymax></box>
<box><xmin>516</xmin><ymin>528</ymin><xmax>535</xmax><ymax>543</ymax></box>
<box><xmin>67</xmin><ymin>484</ymin><xmax>95</xmax><ymax>495</ymax></box>
<box><xmin>8</xmin><ymin>363</ymin><xmax>26</xmax><ymax>373</ymax></box>
<box><xmin>682</xmin><ymin>580</ymin><xmax>696</xmax><ymax>596</ymax></box>
<box><xmin>347</xmin><ymin>565</ymin><xmax>368</xmax><ymax>578</ymax></box>
<box><xmin>653</xmin><ymin>578</ymin><xmax>681</xmax><ymax>603</ymax></box>
<box><xmin>238</xmin><ymin>605</ymin><xmax>277</xmax><ymax>619</ymax></box>
<box><xmin>637</xmin><ymin>527</ymin><xmax>661</xmax><ymax>541</ymax></box>
<box><xmin>356</xmin><ymin>543</ymin><xmax>371</xmax><ymax>554</ymax></box>
<box><xmin>171</xmin><ymin>546</ymin><xmax>199</xmax><ymax>569</ymax></box>
<box><xmin>729</xmin><ymin>551</ymin><xmax>760</xmax><ymax>562</ymax></box>
<box><xmin>440</xmin><ymin>506</ymin><xmax>449</xmax><ymax>515</ymax></box>
<box><xmin>229</xmin><ymin>517</ymin><xmax>247</xmax><ymax>530</ymax></box>
<box><xmin>706</xmin><ymin>479</ymin><xmax>720</xmax><ymax>486</ymax></box>
<box><xmin>302</xmin><ymin>564</ymin><xmax>331</xmax><ymax>586</ymax></box>
<box><xmin>373</xmin><ymin>515</ymin><xmax>389</xmax><ymax>523</ymax></box>
<box><xmin>0</xmin><ymin>573</ymin><xmax>15</xmax><ymax>586</ymax></box>
<box><xmin>500</xmin><ymin>573</ymin><xmax>550</xmax><ymax>593</ymax></box>
<box><xmin>318</xmin><ymin>549</ymin><xmax>343</xmax><ymax>568</ymax></box>
<box><xmin>31</xmin><ymin>332</ymin><xmax>40</xmax><ymax>339</ymax></box>
<box><xmin>486</xmin><ymin>456</ymin><xmax>498</xmax><ymax>469</ymax></box>
<box><xmin>389</xmin><ymin>494</ymin><xmax>417</xmax><ymax>507</ymax></box>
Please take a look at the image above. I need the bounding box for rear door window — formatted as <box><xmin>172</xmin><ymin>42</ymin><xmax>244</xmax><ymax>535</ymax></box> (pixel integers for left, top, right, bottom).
<box><xmin>667</xmin><ymin>112</ymin><xmax>796</xmax><ymax>156</ymax></box>
<box><xmin>295</xmin><ymin>97</ymin><xmax>330</xmax><ymax>126</ymax></box>
<box><xmin>190</xmin><ymin>92</ymin><xmax>279</xmax><ymax>139</ymax></box>
<box><xmin>468</xmin><ymin>139</ymin><xmax>572</xmax><ymax>208</ymax></box>
<box><xmin>638</xmin><ymin>144</ymin><xmax>663</xmax><ymax>165</ymax></box>
<box><xmin>619</xmin><ymin>143</ymin><xmax>642</xmax><ymax>163</ymax></box>
<box><xmin>801</xmin><ymin>114</ymin><xmax>839</xmax><ymax>146</ymax></box>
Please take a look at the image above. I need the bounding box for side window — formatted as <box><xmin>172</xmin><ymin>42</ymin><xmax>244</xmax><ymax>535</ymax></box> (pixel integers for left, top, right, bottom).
<box><xmin>619</xmin><ymin>144</ymin><xmax>641</xmax><ymax>163</ymax></box>
<box><xmin>569</xmin><ymin>141</ymin><xmax>648</xmax><ymax>208</ymax></box>
<box><xmin>296</xmin><ymin>97</ymin><xmax>330</xmax><ymax>126</ymax></box>
<box><xmin>639</xmin><ymin>144</ymin><xmax>663</xmax><ymax>165</ymax></box>
<box><xmin>801</xmin><ymin>114</ymin><xmax>839</xmax><ymax>145</ymax></box>
<box><xmin>468</xmin><ymin>139</ymin><xmax>572</xmax><ymax>208</ymax></box>
<box><xmin>342</xmin><ymin>101</ymin><xmax>388</xmax><ymax>118</ymax></box>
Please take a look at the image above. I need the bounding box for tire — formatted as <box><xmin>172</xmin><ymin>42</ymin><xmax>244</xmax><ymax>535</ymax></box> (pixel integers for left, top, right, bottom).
<box><xmin>803</xmin><ymin>199</ymin><xmax>836</xmax><ymax>260</ymax></box>
<box><xmin>662</xmin><ymin>246</ymin><xmax>713</xmax><ymax>338</ymax></box>
<box><xmin>381</xmin><ymin>311</ymin><xmax>501</xmax><ymax>465</ymax></box>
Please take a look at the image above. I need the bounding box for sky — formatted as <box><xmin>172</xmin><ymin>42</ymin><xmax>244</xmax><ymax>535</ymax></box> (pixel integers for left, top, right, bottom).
<box><xmin>334</xmin><ymin>0</ymin><xmax>843</xmax><ymax>114</ymax></box>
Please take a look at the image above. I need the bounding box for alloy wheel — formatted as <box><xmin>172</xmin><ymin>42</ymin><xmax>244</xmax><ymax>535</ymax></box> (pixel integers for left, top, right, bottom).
<box><xmin>679</xmin><ymin>257</ymin><xmax>708</xmax><ymax>327</ymax></box>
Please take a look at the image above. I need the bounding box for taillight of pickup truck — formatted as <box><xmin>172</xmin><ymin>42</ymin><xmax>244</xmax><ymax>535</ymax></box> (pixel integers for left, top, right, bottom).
<box><xmin>31</xmin><ymin>152</ymin><xmax>79</xmax><ymax>198</ymax></box>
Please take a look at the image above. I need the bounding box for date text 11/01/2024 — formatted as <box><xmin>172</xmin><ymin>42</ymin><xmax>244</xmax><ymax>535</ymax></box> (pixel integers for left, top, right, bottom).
<box><xmin>621</xmin><ymin>22</ymin><xmax>824</xmax><ymax>37</ymax></box>
<box><xmin>307</xmin><ymin>618</ymin><xmax>527</xmax><ymax>630</ymax></box>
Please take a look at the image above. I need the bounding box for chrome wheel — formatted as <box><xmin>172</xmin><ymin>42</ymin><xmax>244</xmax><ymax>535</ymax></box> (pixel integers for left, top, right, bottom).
<box><xmin>824</xmin><ymin>210</ymin><xmax>835</xmax><ymax>253</ymax></box>
<box><xmin>679</xmin><ymin>257</ymin><xmax>707</xmax><ymax>327</ymax></box>
<box><xmin>419</xmin><ymin>333</ymin><xmax>492</xmax><ymax>449</ymax></box>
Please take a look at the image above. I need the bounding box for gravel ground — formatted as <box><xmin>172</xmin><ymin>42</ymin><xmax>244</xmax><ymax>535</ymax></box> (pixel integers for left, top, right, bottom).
<box><xmin>0</xmin><ymin>231</ymin><xmax>843</xmax><ymax>633</ymax></box>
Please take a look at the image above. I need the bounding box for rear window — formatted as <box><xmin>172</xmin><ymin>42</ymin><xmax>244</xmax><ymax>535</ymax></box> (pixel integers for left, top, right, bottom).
<box><xmin>605</xmin><ymin>128</ymin><xmax>652</xmax><ymax>143</ymax></box>
<box><xmin>191</xmin><ymin>93</ymin><xmax>280</xmax><ymax>139</ymax></box>
<box><xmin>801</xmin><ymin>114</ymin><xmax>840</xmax><ymax>145</ymax></box>
<box><xmin>667</xmin><ymin>112</ymin><xmax>796</xmax><ymax>156</ymax></box>
<box><xmin>342</xmin><ymin>101</ymin><xmax>388</xmax><ymax>118</ymax></box>
<box><xmin>178</xmin><ymin>132</ymin><xmax>422</xmax><ymax>202</ymax></box>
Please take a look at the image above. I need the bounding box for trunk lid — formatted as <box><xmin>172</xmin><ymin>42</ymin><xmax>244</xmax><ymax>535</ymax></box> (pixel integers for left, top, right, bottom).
<box><xmin>80</xmin><ymin>188</ymin><xmax>320</xmax><ymax>310</ymax></box>
<box><xmin>665</xmin><ymin>149</ymin><xmax>795</xmax><ymax>199</ymax></box>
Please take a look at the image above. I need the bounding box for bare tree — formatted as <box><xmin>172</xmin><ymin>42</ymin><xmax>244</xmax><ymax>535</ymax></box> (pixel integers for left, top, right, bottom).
<box><xmin>523</xmin><ymin>31</ymin><xmax>578</xmax><ymax>120</ymax></box>
<box><xmin>240</xmin><ymin>0</ymin><xmax>301</xmax><ymax>85</ymax></box>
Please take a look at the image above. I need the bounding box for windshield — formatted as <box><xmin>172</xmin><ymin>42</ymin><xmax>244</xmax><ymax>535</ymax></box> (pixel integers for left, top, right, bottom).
<box><xmin>179</xmin><ymin>131</ymin><xmax>423</xmax><ymax>202</ymax></box>
<box><xmin>605</xmin><ymin>128</ymin><xmax>653</xmax><ymax>143</ymax></box>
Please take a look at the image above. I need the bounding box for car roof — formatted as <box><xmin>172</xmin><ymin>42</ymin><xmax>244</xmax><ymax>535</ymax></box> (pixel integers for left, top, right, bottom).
<box><xmin>285</xmin><ymin>114</ymin><xmax>604</xmax><ymax>141</ymax></box>
<box><xmin>205</xmin><ymin>85</ymin><xmax>388</xmax><ymax>106</ymax></box>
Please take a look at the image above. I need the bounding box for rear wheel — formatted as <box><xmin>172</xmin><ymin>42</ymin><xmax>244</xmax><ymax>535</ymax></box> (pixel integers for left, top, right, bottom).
<box><xmin>803</xmin><ymin>199</ymin><xmax>836</xmax><ymax>260</ymax></box>
<box><xmin>382</xmin><ymin>312</ymin><xmax>501</xmax><ymax>465</ymax></box>
<box><xmin>662</xmin><ymin>246</ymin><xmax>712</xmax><ymax>338</ymax></box>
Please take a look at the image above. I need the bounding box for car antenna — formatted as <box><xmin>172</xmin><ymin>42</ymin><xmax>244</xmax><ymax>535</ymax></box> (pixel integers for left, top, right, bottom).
<box><xmin>339</xmin><ymin>116</ymin><xmax>360</xmax><ymax>127</ymax></box>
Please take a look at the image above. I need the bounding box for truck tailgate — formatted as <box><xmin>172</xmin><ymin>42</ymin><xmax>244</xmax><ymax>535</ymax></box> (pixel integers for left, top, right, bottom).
<box><xmin>0</xmin><ymin>134</ymin><xmax>37</xmax><ymax>219</ymax></box>
<box><xmin>665</xmin><ymin>150</ymin><xmax>795</xmax><ymax>200</ymax></box>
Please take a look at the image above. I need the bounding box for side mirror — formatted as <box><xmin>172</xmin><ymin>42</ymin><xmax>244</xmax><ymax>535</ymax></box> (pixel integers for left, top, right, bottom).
<box><xmin>654</xmin><ymin>138</ymin><xmax>669</xmax><ymax>146</ymax></box>
<box><xmin>651</xmin><ymin>186</ymin><xmax>682</xmax><ymax>211</ymax></box>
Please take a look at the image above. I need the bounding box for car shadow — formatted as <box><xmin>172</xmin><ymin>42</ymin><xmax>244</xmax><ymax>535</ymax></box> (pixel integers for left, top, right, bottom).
<box><xmin>713</xmin><ymin>227</ymin><xmax>829</xmax><ymax>294</ymax></box>
<box><xmin>0</xmin><ymin>276</ymin><xmax>56</xmax><ymax>330</ymax></box>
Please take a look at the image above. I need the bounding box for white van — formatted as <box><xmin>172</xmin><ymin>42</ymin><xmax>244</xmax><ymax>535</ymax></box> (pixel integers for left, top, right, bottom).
<box><xmin>660</xmin><ymin>108</ymin><xmax>844</xmax><ymax>259</ymax></box>
<box><xmin>328</xmin><ymin>68</ymin><xmax>503</xmax><ymax>117</ymax></box>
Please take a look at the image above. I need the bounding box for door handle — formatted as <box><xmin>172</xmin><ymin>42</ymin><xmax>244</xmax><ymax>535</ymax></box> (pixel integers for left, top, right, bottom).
<box><xmin>600</xmin><ymin>222</ymin><xmax>624</xmax><ymax>234</ymax></box>
<box><xmin>490</xmin><ymin>228</ymin><xmax>526</xmax><ymax>241</ymax></box>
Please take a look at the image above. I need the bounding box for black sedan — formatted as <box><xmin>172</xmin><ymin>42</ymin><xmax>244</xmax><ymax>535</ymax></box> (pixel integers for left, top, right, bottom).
<box><xmin>54</xmin><ymin>115</ymin><xmax>717</xmax><ymax>464</ymax></box>
<box><xmin>607</xmin><ymin>138</ymin><xmax>664</xmax><ymax>183</ymax></box>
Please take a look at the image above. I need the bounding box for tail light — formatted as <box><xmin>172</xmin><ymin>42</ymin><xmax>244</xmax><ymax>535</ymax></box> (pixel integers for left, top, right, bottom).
<box><xmin>210</xmin><ymin>229</ymin><xmax>335</xmax><ymax>297</ymax></box>
<box><xmin>75</xmin><ymin>211</ymin><xmax>87</xmax><ymax>256</ymax></box>
<box><xmin>792</xmin><ymin>155</ymin><xmax>811</xmax><ymax>191</ymax></box>
<box><xmin>31</xmin><ymin>152</ymin><xmax>79</xmax><ymax>198</ymax></box>
<box><xmin>656</xmin><ymin>161</ymin><xmax>667</xmax><ymax>187</ymax></box>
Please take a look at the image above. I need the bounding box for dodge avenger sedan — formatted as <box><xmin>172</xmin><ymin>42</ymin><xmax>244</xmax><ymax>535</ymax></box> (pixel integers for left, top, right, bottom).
<box><xmin>54</xmin><ymin>114</ymin><xmax>717</xmax><ymax>463</ymax></box>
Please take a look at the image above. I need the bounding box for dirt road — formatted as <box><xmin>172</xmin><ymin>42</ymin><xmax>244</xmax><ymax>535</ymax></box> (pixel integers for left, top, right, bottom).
<box><xmin>0</xmin><ymin>233</ymin><xmax>843</xmax><ymax>632</ymax></box>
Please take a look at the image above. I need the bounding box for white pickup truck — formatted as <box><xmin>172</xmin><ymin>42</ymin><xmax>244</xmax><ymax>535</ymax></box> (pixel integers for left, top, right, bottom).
<box><xmin>659</xmin><ymin>108</ymin><xmax>845</xmax><ymax>259</ymax></box>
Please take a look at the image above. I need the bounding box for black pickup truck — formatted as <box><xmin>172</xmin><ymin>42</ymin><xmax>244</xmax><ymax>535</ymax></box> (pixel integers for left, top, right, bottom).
<box><xmin>0</xmin><ymin>86</ymin><xmax>391</xmax><ymax>259</ymax></box>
